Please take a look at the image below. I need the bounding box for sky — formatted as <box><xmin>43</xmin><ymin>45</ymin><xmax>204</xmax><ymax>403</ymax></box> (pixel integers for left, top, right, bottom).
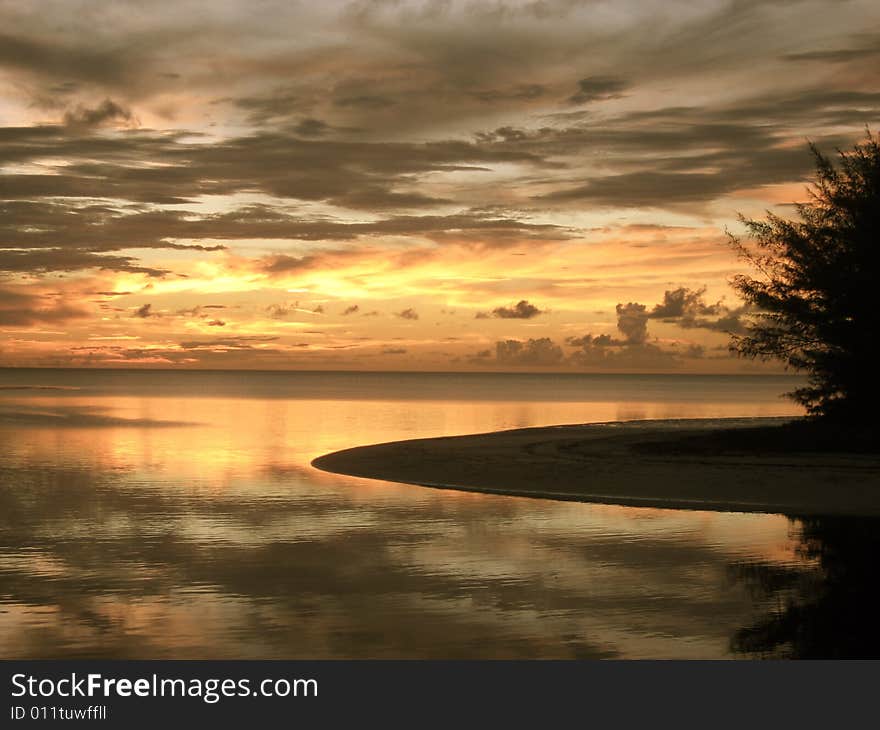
<box><xmin>1</xmin><ymin>0</ymin><xmax>878</xmax><ymax>371</ymax></box>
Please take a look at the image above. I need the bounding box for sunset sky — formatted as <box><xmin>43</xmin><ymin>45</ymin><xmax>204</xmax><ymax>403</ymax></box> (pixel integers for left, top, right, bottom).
<box><xmin>1</xmin><ymin>0</ymin><xmax>878</xmax><ymax>371</ymax></box>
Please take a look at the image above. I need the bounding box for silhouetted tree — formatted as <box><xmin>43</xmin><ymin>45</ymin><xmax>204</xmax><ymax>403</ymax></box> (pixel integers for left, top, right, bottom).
<box><xmin>729</xmin><ymin>131</ymin><xmax>880</xmax><ymax>422</ymax></box>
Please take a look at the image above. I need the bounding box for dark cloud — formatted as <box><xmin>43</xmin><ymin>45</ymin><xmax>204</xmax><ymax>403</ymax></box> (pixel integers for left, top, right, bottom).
<box><xmin>63</xmin><ymin>99</ymin><xmax>134</xmax><ymax>129</ymax></box>
<box><xmin>5</xmin><ymin>76</ymin><xmax>874</xmax><ymax>261</ymax></box>
<box><xmin>396</xmin><ymin>308</ymin><xmax>419</xmax><ymax>320</ymax></box>
<box><xmin>564</xmin><ymin>295</ymin><xmax>712</xmax><ymax>370</ymax></box>
<box><xmin>678</xmin><ymin>309</ymin><xmax>750</xmax><ymax>335</ymax></box>
<box><xmin>229</xmin><ymin>88</ymin><xmax>301</xmax><ymax>125</ymax></box>
<box><xmin>495</xmin><ymin>338</ymin><xmax>563</xmax><ymax>366</ymax></box>
<box><xmin>565</xmin><ymin>333</ymin><xmax>616</xmax><ymax>348</ymax></box>
<box><xmin>539</xmin><ymin>162</ymin><xmax>809</xmax><ymax>208</ymax></box>
<box><xmin>342</xmin><ymin>305</ymin><xmax>360</xmax><ymax>315</ymax></box>
<box><xmin>0</xmin><ymin>31</ymin><xmax>134</xmax><ymax>87</ymax></box>
<box><xmin>615</xmin><ymin>302</ymin><xmax>648</xmax><ymax>345</ymax></box>
<box><xmin>178</xmin><ymin>336</ymin><xmax>280</xmax><ymax>350</ymax></box>
<box><xmin>0</xmin><ymin>248</ymin><xmax>168</xmax><ymax>276</ymax></box>
<box><xmin>568</xmin><ymin>338</ymin><xmax>679</xmax><ymax>370</ymax></box>
<box><xmin>649</xmin><ymin>286</ymin><xmax>749</xmax><ymax>334</ymax></box>
<box><xmin>782</xmin><ymin>34</ymin><xmax>880</xmax><ymax>63</ymax></box>
<box><xmin>555</xmin><ymin>281</ymin><xmax>755</xmax><ymax>370</ymax></box>
<box><xmin>0</xmin><ymin>286</ymin><xmax>89</xmax><ymax>326</ymax></box>
<box><xmin>0</xmin><ymin>124</ymin><xmax>548</xmax><ymax>212</ymax></box>
<box><xmin>265</xmin><ymin>303</ymin><xmax>306</xmax><ymax>320</ymax></box>
<box><xmin>228</xmin><ymin>87</ymin><xmax>335</xmax><ymax>133</ymax></box>
<box><xmin>133</xmin><ymin>303</ymin><xmax>154</xmax><ymax>318</ymax></box>
<box><xmin>0</xmin><ymin>202</ymin><xmax>232</xmax><ymax>264</ymax></box>
<box><xmin>569</xmin><ymin>76</ymin><xmax>627</xmax><ymax>104</ymax></box>
<box><xmin>783</xmin><ymin>48</ymin><xmax>880</xmax><ymax>63</ymax></box>
<box><xmin>382</xmin><ymin>347</ymin><xmax>407</xmax><ymax>354</ymax></box>
<box><xmin>334</xmin><ymin>95</ymin><xmax>396</xmax><ymax>109</ymax></box>
<box><xmin>258</xmin><ymin>250</ymin><xmax>354</xmax><ymax>276</ymax></box>
<box><xmin>293</xmin><ymin>118</ymin><xmax>330</xmax><ymax>137</ymax></box>
<box><xmin>650</xmin><ymin>287</ymin><xmax>720</xmax><ymax>319</ymax></box>
<box><xmin>0</xmin><ymin>186</ymin><xmax>565</xmax><ymax>280</ymax></box>
<box><xmin>492</xmin><ymin>300</ymin><xmax>542</xmax><ymax>319</ymax></box>
<box><xmin>268</xmin><ymin>305</ymin><xmax>289</xmax><ymax>319</ymax></box>
<box><xmin>515</xmin><ymin>90</ymin><xmax>880</xmax><ymax>207</ymax></box>
<box><xmin>564</xmin><ymin>286</ymin><xmax>750</xmax><ymax>370</ymax></box>
<box><xmin>0</xmin><ymin>0</ymin><xmax>877</xmax><ymax>367</ymax></box>
<box><xmin>470</xmin><ymin>84</ymin><xmax>546</xmax><ymax>104</ymax></box>
<box><xmin>177</xmin><ymin>304</ymin><xmax>227</xmax><ymax>319</ymax></box>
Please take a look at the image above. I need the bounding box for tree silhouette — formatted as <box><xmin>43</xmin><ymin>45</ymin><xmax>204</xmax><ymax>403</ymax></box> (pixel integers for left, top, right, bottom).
<box><xmin>729</xmin><ymin>130</ymin><xmax>880</xmax><ymax>422</ymax></box>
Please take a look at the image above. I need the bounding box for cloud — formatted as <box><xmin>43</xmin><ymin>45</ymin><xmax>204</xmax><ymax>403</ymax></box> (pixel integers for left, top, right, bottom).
<box><xmin>568</xmin><ymin>338</ymin><xmax>679</xmax><ymax>369</ymax></box>
<box><xmin>470</xmin><ymin>84</ymin><xmax>546</xmax><ymax>104</ymax></box>
<box><xmin>565</xmin><ymin>333</ymin><xmax>616</xmax><ymax>348</ymax></box>
<box><xmin>648</xmin><ymin>286</ymin><xmax>749</xmax><ymax>334</ymax></box>
<box><xmin>615</xmin><ymin>302</ymin><xmax>648</xmax><ymax>345</ymax></box>
<box><xmin>63</xmin><ymin>99</ymin><xmax>135</xmax><ymax>129</ymax></box>
<box><xmin>522</xmin><ymin>91</ymin><xmax>880</xmax><ymax>208</ymax></box>
<box><xmin>782</xmin><ymin>33</ymin><xmax>880</xmax><ymax>63</ymax></box>
<box><xmin>0</xmin><ymin>123</ymin><xmax>548</xmax><ymax>212</ymax></box>
<box><xmin>563</xmin><ymin>293</ymin><xmax>718</xmax><ymax>370</ymax></box>
<box><xmin>396</xmin><ymin>308</ymin><xmax>419</xmax><ymax>320</ymax></box>
<box><xmin>0</xmin><ymin>286</ymin><xmax>89</xmax><ymax>326</ymax></box>
<box><xmin>569</xmin><ymin>76</ymin><xmax>627</xmax><ymax>104</ymax></box>
<box><xmin>293</xmin><ymin>118</ymin><xmax>330</xmax><ymax>137</ymax></box>
<box><xmin>178</xmin><ymin>336</ymin><xmax>280</xmax><ymax>350</ymax></box>
<box><xmin>495</xmin><ymin>338</ymin><xmax>564</xmax><ymax>366</ymax></box>
<box><xmin>266</xmin><ymin>303</ymin><xmax>296</xmax><ymax>319</ymax></box>
<box><xmin>650</xmin><ymin>287</ymin><xmax>720</xmax><ymax>319</ymax></box>
<box><xmin>0</xmin><ymin>0</ymin><xmax>877</xmax><ymax>372</ymax></box>
<box><xmin>492</xmin><ymin>300</ymin><xmax>542</xmax><ymax>319</ymax></box>
<box><xmin>229</xmin><ymin>87</ymin><xmax>301</xmax><ymax>125</ymax></box>
<box><xmin>133</xmin><ymin>303</ymin><xmax>154</xmax><ymax>318</ymax></box>
<box><xmin>342</xmin><ymin>305</ymin><xmax>360</xmax><ymax>315</ymax></box>
<box><xmin>334</xmin><ymin>95</ymin><xmax>396</xmax><ymax>109</ymax></box>
<box><xmin>0</xmin><ymin>30</ymin><xmax>136</xmax><ymax>87</ymax></box>
<box><xmin>177</xmin><ymin>304</ymin><xmax>227</xmax><ymax>319</ymax></box>
<box><xmin>0</xmin><ymin>248</ymin><xmax>168</xmax><ymax>277</ymax></box>
<box><xmin>678</xmin><ymin>309</ymin><xmax>750</xmax><ymax>335</ymax></box>
<box><xmin>488</xmin><ymin>331</ymin><xmax>690</xmax><ymax>370</ymax></box>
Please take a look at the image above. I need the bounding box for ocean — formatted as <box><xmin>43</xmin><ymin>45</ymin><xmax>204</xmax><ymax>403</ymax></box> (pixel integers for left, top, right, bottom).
<box><xmin>1</xmin><ymin>369</ymin><xmax>868</xmax><ymax>658</ymax></box>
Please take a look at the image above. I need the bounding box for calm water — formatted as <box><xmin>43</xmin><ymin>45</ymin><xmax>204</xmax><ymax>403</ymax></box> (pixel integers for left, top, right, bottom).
<box><xmin>1</xmin><ymin>369</ymin><xmax>876</xmax><ymax>658</ymax></box>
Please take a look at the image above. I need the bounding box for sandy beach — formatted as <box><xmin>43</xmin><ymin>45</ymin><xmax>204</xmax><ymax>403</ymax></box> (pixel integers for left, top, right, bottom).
<box><xmin>312</xmin><ymin>417</ymin><xmax>880</xmax><ymax>516</ymax></box>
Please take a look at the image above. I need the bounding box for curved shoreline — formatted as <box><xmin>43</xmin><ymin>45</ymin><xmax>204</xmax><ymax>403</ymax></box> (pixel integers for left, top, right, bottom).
<box><xmin>312</xmin><ymin>417</ymin><xmax>880</xmax><ymax>516</ymax></box>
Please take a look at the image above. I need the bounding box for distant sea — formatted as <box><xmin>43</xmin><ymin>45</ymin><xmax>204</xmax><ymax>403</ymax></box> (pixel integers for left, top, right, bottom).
<box><xmin>4</xmin><ymin>368</ymin><xmax>856</xmax><ymax>659</ymax></box>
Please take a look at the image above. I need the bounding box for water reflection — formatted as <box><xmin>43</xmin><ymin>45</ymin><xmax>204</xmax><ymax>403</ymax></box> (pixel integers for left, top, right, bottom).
<box><xmin>0</xmin><ymin>456</ymin><xmax>798</xmax><ymax>659</ymax></box>
<box><xmin>731</xmin><ymin>516</ymin><xmax>880</xmax><ymax>658</ymax></box>
<box><xmin>2</xmin><ymin>372</ymin><xmax>857</xmax><ymax>659</ymax></box>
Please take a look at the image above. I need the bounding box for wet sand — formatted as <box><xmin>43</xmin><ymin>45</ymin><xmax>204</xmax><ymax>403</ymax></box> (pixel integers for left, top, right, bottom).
<box><xmin>312</xmin><ymin>418</ymin><xmax>880</xmax><ymax>516</ymax></box>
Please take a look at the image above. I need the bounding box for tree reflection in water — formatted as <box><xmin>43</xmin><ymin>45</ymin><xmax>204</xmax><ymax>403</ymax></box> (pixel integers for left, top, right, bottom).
<box><xmin>732</xmin><ymin>515</ymin><xmax>880</xmax><ymax>659</ymax></box>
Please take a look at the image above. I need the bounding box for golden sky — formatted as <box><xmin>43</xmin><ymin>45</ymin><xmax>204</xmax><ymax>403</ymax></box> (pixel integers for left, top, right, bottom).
<box><xmin>1</xmin><ymin>0</ymin><xmax>878</xmax><ymax>371</ymax></box>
